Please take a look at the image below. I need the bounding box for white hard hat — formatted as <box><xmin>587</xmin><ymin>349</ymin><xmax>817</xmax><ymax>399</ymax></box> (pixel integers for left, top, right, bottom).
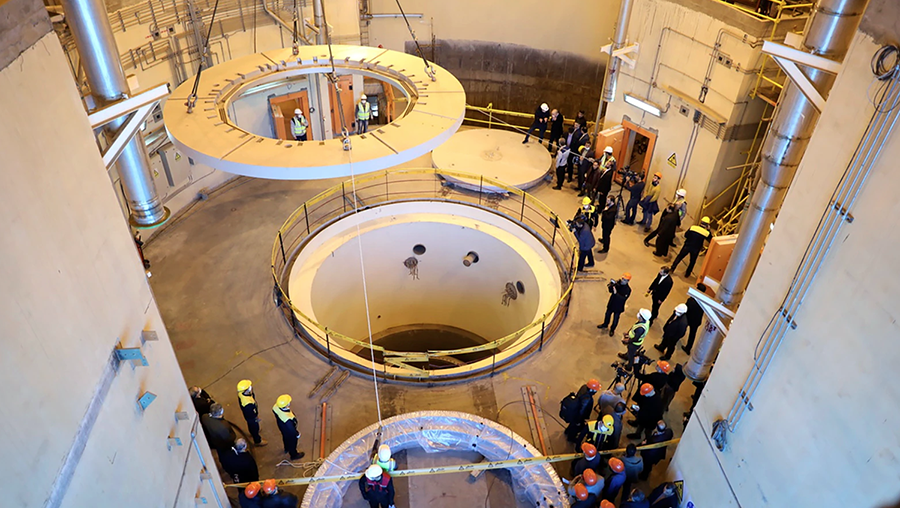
<box><xmin>377</xmin><ymin>444</ymin><xmax>392</xmax><ymax>462</ymax></box>
<box><xmin>294</xmin><ymin>108</ymin><xmax>302</xmax><ymax>116</ymax></box>
<box><xmin>360</xmin><ymin>94</ymin><xmax>367</xmax><ymax>100</ymax></box>
<box><xmin>638</xmin><ymin>308</ymin><xmax>652</xmax><ymax>321</ymax></box>
<box><xmin>676</xmin><ymin>188</ymin><xmax>686</xmax><ymax>197</ymax></box>
<box><xmin>540</xmin><ymin>103</ymin><xmax>549</xmax><ymax>112</ymax></box>
<box><xmin>604</xmin><ymin>146</ymin><xmax>613</xmax><ymax>154</ymax></box>
<box><xmin>675</xmin><ymin>303</ymin><xmax>688</xmax><ymax>315</ymax></box>
<box><xmin>365</xmin><ymin>464</ymin><xmax>383</xmax><ymax>480</ymax></box>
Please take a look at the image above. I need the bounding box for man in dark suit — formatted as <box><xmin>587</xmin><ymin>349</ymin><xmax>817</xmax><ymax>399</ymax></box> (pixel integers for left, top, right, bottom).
<box><xmin>646</xmin><ymin>266</ymin><xmax>673</xmax><ymax>326</ymax></box>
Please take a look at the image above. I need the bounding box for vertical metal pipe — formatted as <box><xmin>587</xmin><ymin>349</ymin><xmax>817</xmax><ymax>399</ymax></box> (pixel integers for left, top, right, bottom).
<box><xmin>62</xmin><ymin>0</ymin><xmax>169</xmax><ymax>227</ymax></box>
<box><xmin>312</xmin><ymin>0</ymin><xmax>325</xmax><ymax>44</ymax></box>
<box><xmin>685</xmin><ymin>0</ymin><xmax>869</xmax><ymax>381</ymax></box>
<box><xmin>595</xmin><ymin>0</ymin><xmax>634</xmax><ymax>134</ymax></box>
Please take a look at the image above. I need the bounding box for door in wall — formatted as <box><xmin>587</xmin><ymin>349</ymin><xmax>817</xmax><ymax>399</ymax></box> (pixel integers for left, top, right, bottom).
<box><xmin>328</xmin><ymin>75</ymin><xmax>355</xmax><ymax>134</ymax></box>
<box><xmin>270</xmin><ymin>90</ymin><xmax>311</xmax><ymax>140</ymax></box>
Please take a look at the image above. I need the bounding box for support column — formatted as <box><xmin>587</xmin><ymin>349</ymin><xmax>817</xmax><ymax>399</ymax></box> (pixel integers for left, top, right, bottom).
<box><xmin>61</xmin><ymin>0</ymin><xmax>169</xmax><ymax>227</ymax></box>
<box><xmin>685</xmin><ymin>0</ymin><xmax>870</xmax><ymax>380</ymax></box>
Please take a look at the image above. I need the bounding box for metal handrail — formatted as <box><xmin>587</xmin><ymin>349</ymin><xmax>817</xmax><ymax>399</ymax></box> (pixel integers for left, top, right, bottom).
<box><xmin>464</xmin><ymin>103</ymin><xmax>596</xmax><ymax>133</ymax></box>
<box><xmin>270</xmin><ymin>168</ymin><xmax>577</xmax><ymax>376</ymax></box>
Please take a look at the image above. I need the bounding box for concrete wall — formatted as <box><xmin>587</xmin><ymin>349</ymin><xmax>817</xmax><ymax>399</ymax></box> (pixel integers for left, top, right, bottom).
<box><xmin>670</xmin><ymin>28</ymin><xmax>900</xmax><ymax>508</ymax></box>
<box><xmin>603</xmin><ymin>0</ymin><xmax>768</xmax><ymax>224</ymax></box>
<box><xmin>0</xmin><ymin>17</ymin><xmax>225</xmax><ymax>508</ymax></box>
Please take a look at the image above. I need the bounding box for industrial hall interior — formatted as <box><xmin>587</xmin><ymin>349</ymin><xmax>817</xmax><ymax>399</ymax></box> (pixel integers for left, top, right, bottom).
<box><xmin>5</xmin><ymin>0</ymin><xmax>900</xmax><ymax>505</ymax></box>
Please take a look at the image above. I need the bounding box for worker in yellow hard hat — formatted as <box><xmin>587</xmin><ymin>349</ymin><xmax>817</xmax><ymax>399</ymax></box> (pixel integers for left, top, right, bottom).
<box><xmin>583</xmin><ymin>414</ymin><xmax>616</xmax><ymax>450</ymax></box>
<box><xmin>670</xmin><ymin>215</ymin><xmax>713</xmax><ymax>278</ymax></box>
<box><xmin>272</xmin><ymin>394</ymin><xmax>304</xmax><ymax>460</ymax></box>
<box><xmin>236</xmin><ymin>380</ymin><xmax>267</xmax><ymax>447</ymax></box>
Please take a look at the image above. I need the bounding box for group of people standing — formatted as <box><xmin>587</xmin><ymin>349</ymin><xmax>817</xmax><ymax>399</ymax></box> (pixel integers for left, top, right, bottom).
<box><xmin>288</xmin><ymin>94</ymin><xmax>374</xmax><ymax>142</ymax></box>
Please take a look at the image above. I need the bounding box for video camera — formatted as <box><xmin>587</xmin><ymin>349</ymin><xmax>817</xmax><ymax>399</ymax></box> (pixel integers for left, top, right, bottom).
<box><xmin>617</xmin><ymin>165</ymin><xmax>639</xmax><ymax>181</ymax></box>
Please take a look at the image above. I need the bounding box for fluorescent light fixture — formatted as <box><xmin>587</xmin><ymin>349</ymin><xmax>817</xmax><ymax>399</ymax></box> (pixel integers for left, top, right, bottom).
<box><xmin>624</xmin><ymin>93</ymin><xmax>662</xmax><ymax>117</ymax></box>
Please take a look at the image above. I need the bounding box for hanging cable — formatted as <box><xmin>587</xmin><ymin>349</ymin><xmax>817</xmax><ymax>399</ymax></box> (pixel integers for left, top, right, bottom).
<box><xmin>319</xmin><ymin>0</ymin><xmax>381</xmax><ymax>426</ymax></box>
<box><xmin>393</xmin><ymin>0</ymin><xmax>436</xmax><ymax>81</ymax></box>
<box><xmin>291</xmin><ymin>0</ymin><xmax>300</xmax><ymax>55</ymax></box>
<box><xmin>185</xmin><ymin>0</ymin><xmax>222</xmax><ymax>113</ymax></box>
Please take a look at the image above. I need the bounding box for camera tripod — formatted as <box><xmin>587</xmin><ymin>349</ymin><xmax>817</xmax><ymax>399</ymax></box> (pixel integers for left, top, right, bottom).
<box><xmin>614</xmin><ymin>165</ymin><xmax>631</xmax><ymax>220</ymax></box>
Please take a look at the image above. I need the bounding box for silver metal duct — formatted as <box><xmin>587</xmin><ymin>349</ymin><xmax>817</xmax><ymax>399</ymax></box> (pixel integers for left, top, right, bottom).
<box><xmin>313</xmin><ymin>0</ymin><xmax>325</xmax><ymax>45</ymax></box>
<box><xmin>61</xmin><ymin>0</ymin><xmax>169</xmax><ymax>227</ymax></box>
<box><xmin>595</xmin><ymin>0</ymin><xmax>634</xmax><ymax>133</ymax></box>
<box><xmin>685</xmin><ymin>0</ymin><xmax>869</xmax><ymax>380</ymax></box>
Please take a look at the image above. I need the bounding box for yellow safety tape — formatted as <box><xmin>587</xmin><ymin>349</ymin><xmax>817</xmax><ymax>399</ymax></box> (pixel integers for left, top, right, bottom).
<box><xmin>225</xmin><ymin>439</ymin><xmax>680</xmax><ymax>488</ymax></box>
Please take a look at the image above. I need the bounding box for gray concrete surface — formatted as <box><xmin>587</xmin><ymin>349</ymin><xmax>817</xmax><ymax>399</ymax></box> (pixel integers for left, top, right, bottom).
<box><xmin>145</xmin><ymin>156</ymin><xmax>698</xmax><ymax>506</ymax></box>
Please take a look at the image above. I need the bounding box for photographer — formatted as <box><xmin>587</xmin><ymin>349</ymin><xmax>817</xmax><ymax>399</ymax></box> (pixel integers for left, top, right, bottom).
<box><xmin>572</xmin><ymin>213</ymin><xmax>595</xmax><ymax>271</ymax></box>
<box><xmin>622</xmin><ymin>173</ymin><xmax>645</xmax><ymax>225</ymax></box>
<box><xmin>597</xmin><ymin>273</ymin><xmax>633</xmax><ymax>336</ymax></box>
<box><xmin>598</xmin><ymin>196</ymin><xmax>617</xmax><ymax>253</ymax></box>
<box><xmin>635</xmin><ymin>360</ymin><xmax>671</xmax><ymax>393</ymax></box>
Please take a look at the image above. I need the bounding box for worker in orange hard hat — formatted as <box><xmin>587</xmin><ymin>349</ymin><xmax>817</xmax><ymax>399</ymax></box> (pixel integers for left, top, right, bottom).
<box><xmin>639</xmin><ymin>171</ymin><xmax>663</xmax><ymax>232</ymax></box>
<box><xmin>627</xmin><ymin>383</ymin><xmax>664</xmax><ymax>441</ymax></box>
<box><xmin>570</xmin><ymin>482</ymin><xmax>599</xmax><ymax>508</ymax></box>
<box><xmin>597</xmin><ymin>272</ymin><xmax>632</xmax><ymax>337</ymax></box>
<box><xmin>604</xmin><ymin>457</ymin><xmax>627</xmax><ymax>502</ymax></box>
<box><xmin>561</xmin><ymin>379</ymin><xmax>600</xmax><ymax>444</ymax></box>
<box><xmin>571</xmin><ymin>442</ymin><xmax>600</xmax><ymax>478</ymax></box>
<box><xmin>568</xmin><ymin>467</ymin><xmax>604</xmax><ymax>499</ymax></box>
<box><xmin>238</xmin><ymin>481</ymin><xmax>262</xmax><ymax>508</ymax></box>
<box><xmin>261</xmin><ymin>478</ymin><xmax>299</xmax><ymax>507</ymax></box>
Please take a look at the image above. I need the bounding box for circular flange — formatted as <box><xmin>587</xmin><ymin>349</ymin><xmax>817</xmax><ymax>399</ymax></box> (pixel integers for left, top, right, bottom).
<box><xmin>163</xmin><ymin>45</ymin><xmax>465</xmax><ymax>180</ymax></box>
<box><xmin>433</xmin><ymin>128</ymin><xmax>553</xmax><ymax>192</ymax></box>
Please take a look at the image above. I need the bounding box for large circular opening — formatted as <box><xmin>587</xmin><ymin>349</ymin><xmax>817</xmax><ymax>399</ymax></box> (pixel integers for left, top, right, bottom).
<box><xmin>273</xmin><ymin>170</ymin><xmax>576</xmax><ymax>381</ymax></box>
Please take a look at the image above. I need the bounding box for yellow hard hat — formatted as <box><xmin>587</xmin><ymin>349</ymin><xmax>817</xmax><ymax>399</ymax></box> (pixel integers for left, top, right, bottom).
<box><xmin>602</xmin><ymin>414</ymin><xmax>615</xmax><ymax>428</ymax></box>
<box><xmin>701</xmin><ymin>216</ymin><xmax>711</xmax><ymax>224</ymax></box>
<box><xmin>237</xmin><ymin>379</ymin><xmax>252</xmax><ymax>392</ymax></box>
<box><xmin>582</xmin><ymin>197</ymin><xmax>592</xmax><ymax>205</ymax></box>
<box><xmin>276</xmin><ymin>394</ymin><xmax>292</xmax><ymax>408</ymax></box>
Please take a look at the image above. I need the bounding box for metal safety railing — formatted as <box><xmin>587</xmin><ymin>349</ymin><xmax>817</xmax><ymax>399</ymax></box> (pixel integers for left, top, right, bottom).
<box><xmin>464</xmin><ymin>103</ymin><xmax>596</xmax><ymax>134</ymax></box>
<box><xmin>271</xmin><ymin>168</ymin><xmax>578</xmax><ymax>380</ymax></box>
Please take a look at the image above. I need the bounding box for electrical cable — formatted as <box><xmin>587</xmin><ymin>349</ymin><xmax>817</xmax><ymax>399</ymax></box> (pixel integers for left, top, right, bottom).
<box><xmin>393</xmin><ymin>0</ymin><xmax>435</xmax><ymax>80</ymax></box>
<box><xmin>185</xmin><ymin>0</ymin><xmax>222</xmax><ymax>113</ymax></box>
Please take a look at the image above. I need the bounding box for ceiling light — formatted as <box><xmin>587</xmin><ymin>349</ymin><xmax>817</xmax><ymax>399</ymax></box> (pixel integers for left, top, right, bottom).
<box><xmin>624</xmin><ymin>93</ymin><xmax>662</xmax><ymax>117</ymax></box>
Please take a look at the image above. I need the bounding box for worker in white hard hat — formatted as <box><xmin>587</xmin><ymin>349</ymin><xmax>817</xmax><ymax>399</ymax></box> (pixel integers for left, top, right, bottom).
<box><xmin>523</xmin><ymin>102</ymin><xmax>551</xmax><ymax>145</ymax></box>
<box><xmin>374</xmin><ymin>444</ymin><xmax>396</xmax><ymax>472</ymax></box>
<box><xmin>359</xmin><ymin>463</ymin><xmax>396</xmax><ymax>508</ymax></box>
<box><xmin>236</xmin><ymin>379</ymin><xmax>267</xmax><ymax>446</ymax></box>
<box><xmin>272</xmin><ymin>394</ymin><xmax>304</xmax><ymax>460</ymax></box>
<box><xmin>673</xmin><ymin>188</ymin><xmax>688</xmax><ymax>220</ymax></box>
<box><xmin>670</xmin><ymin>216</ymin><xmax>712</xmax><ymax>278</ymax></box>
<box><xmin>655</xmin><ymin>303</ymin><xmax>689</xmax><ymax>360</ymax></box>
<box><xmin>618</xmin><ymin>308</ymin><xmax>651</xmax><ymax>368</ymax></box>
<box><xmin>291</xmin><ymin>108</ymin><xmax>308</xmax><ymax>141</ymax></box>
<box><xmin>356</xmin><ymin>93</ymin><xmax>371</xmax><ymax>134</ymax></box>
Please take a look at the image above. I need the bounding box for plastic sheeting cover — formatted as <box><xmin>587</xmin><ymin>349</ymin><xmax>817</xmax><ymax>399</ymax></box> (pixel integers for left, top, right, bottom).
<box><xmin>301</xmin><ymin>410</ymin><xmax>568</xmax><ymax>507</ymax></box>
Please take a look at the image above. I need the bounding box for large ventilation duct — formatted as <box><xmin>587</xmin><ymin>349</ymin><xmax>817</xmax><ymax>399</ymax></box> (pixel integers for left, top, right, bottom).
<box><xmin>61</xmin><ymin>0</ymin><xmax>169</xmax><ymax>228</ymax></box>
<box><xmin>595</xmin><ymin>0</ymin><xmax>634</xmax><ymax>133</ymax></box>
<box><xmin>685</xmin><ymin>0</ymin><xmax>870</xmax><ymax>380</ymax></box>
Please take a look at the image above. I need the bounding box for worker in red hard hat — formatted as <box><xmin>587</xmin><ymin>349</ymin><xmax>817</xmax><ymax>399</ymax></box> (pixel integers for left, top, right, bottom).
<box><xmin>569</xmin><ymin>467</ymin><xmax>604</xmax><ymax>499</ymax></box>
<box><xmin>261</xmin><ymin>478</ymin><xmax>298</xmax><ymax>507</ymax></box>
<box><xmin>359</xmin><ymin>464</ymin><xmax>396</xmax><ymax>508</ymax></box>
<box><xmin>571</xmin><ymin>442</ymin><xmax>601</xmax><ymax>478</ymax></box>
<box><xmin>570</xmin><ymin>482</ymin><xmax>599</xmax><ymax>508</ymax></box>
<box><xmin>604</xmin><ymin>457</ymin><xmax>627</xmax><ymax>502</ymax></box>
<box><xmin>238</xmin><ymin>481</ymin><xmax>262</xmax><ymax>508</ymax></box>
<box><xmin>561</xmin><ymin>379</ymin><xmax>600</xmax><ymax>444</ymax></box>
<box><xmin>627</xmin><ymin>384</ymin><xmax>664</xmax><ymax>441</ymax></box>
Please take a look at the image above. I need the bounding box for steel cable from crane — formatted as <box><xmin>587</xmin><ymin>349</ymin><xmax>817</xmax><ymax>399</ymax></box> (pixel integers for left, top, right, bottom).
<box><xmin>185</xmin><ymin>0</ymin><xmax>222</xmax><ymax>113</ymax></box>
<box><xmin>393</xmin><ymin>0</ymin><xmax>436</xmax><ymax>80</ymax></box>
<box><xmin>318</xmin><ymin>0</ymin><xmax>382</xmax><ymax>427</ymax></box>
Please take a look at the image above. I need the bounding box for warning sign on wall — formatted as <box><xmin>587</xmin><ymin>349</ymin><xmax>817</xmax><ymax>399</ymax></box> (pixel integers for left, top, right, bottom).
<box><xmin>668</xmin><ymin>153</ymin><xmax>677</xmax><ymax>168</ymax></box>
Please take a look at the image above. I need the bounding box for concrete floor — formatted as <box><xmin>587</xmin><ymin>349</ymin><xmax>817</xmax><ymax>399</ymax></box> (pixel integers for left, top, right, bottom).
<box><xmin>145</xmin><ymin>148</ymin><xmax>698</xmax><ymax>507</ymax></box>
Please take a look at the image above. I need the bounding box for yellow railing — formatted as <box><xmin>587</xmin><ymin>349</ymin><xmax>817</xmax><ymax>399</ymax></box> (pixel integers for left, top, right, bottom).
<box><xmin>464</xmin><ymin>103</ymin><xmax>596</xmax><ymax>134</ymax></box>
<box><xmin>271</xmin><ymin>168</ymin><xmax>578</xmax><ymax>380</ymax></box>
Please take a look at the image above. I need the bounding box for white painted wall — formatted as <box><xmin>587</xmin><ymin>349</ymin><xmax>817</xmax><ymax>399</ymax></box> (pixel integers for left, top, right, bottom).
<box><xmin>604</xmin><ymin>0</ymin><xmax>766</xmax><ymax>224</ymax></box>
<box><xmin>366</xmin><ymin>0</ymin><xmax>621</xmax><ymax>60</ymax></box>
<box><xmin>671</xmin><ymin>31</ymin><xmax>900</xmax><ymax>508</ymax></box>
<box><xmin>290</xmin><ymin>202</ymin><xmax>563</xmax><ymax>343</ymax></box>
<box><xmin>0</xmin><ymin>33</ymin><xmax>224</xmax><ymax>507</ymax></box>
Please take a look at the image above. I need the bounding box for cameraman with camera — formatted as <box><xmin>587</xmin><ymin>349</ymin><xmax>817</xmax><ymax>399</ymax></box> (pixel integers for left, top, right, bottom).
<box><xmin>622</xmin><ymin>172</ymin><xmax>644</xmax><ymax>225</ymax></box>
<box><xmin>597</xmin><ymin>273</ymin><xmax>633</xmax><ymax>336</ymax></box>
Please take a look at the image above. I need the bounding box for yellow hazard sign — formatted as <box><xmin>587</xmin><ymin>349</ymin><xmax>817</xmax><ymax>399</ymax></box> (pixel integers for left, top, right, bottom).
<box><xmin>668</xmin><ymin>153</ymin><xmax>677</xmax><ymax>168</ymax></box>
